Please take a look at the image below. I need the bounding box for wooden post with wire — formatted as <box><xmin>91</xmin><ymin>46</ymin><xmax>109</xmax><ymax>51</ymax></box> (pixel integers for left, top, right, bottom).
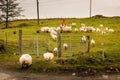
<box><xmin>87</xmin><ymin>36</ymin><xmax>90</xmax><ymax>53</ymax></box>
<box><xmin>19</xmin><ymin>30</ymin><xmax>22</xmax><ymax>55</ymax></box>
<box><xmin>101</xmin><ymin>43</ymin><xmax>105</xmax><ymax>61</ymax></box>
<box><xmin>57</xmin><ymin>30</ymin><xmax>61</xmax><ymax>58</ymax></box>
<box><xmin>5</xmin><ymin>32</ymin><xmax>8</xmax><ymax>51</ymax></box>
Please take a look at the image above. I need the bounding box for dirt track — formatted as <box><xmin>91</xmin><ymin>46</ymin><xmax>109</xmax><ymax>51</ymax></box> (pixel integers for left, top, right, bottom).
<box><xmin>1</xmin><ymin>68</ymin><xmax>120</xmax><ymax>80</ymax></box>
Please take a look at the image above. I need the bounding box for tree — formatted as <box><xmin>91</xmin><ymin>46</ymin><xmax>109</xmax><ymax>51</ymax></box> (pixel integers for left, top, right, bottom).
<box><xmin>0</xmin><ymin>0</ymin><xmax>23</xmax><ymax>28</ymax></box>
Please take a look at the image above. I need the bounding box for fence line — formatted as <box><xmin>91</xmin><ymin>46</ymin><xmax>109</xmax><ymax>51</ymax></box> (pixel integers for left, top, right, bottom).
<box><xmin>57</xmin><ymin>32</ymin><xmax>90</xmax><ymax>57</ymax></box>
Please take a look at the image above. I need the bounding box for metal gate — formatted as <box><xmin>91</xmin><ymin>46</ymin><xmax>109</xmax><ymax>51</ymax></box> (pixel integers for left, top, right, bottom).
<box><xmin>22</xmin><ymin>35</ymin><xmax>50</xmax><ymax>55</ymax></box>
<box><xmin>60</xmin><ymin>34</ymin><xmax>88</xmax><ymax>56</ymax></box>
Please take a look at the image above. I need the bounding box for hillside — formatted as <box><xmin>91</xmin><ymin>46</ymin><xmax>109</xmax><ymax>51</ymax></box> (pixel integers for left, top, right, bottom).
<box><xmin>0</xmin><ymin>17</ymin><xmax>120</xmax><ymax>76</ymax></box>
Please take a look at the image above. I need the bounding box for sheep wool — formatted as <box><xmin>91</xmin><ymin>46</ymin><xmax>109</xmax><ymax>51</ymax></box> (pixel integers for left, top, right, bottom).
<box><xmin>19</xmin><ymin>54</ymin><xmax>32</xmax><ymax>67</ymax></box>
<box><xmin>43</xmin><ymin>52</ymin><xmax>54</xmax><ymax>60</ymax></box>
<box><xmin>91</xmin><ymin>39</ymin><xmax>95</xmax><ymax>47</ymax></box>
<box><xmin>63</xmin><ymin>43</ymin><xmax>68</xmax><ymax>50</ymax></box>
<box><xmin>81</xmin><ymin>36</ymin><xmax>87</xmax><ymax>43</ymax></box>
<box><xmin>74</xmin><ymin>28</ymin><xmax>78</xmax><ymax>32</ymax></box>
<box><xmin>53</xmin><ymin>47</ymin><xmax>58</xmax><ymax>53</ymax></box>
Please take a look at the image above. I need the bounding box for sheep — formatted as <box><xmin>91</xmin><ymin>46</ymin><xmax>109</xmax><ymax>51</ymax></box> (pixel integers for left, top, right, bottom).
<box><xmin>62</xmin><ymin>26</ymin><xmax>72</xmax><ymax>32</ymax></box>
<box><xmin>79</xmin><ymin>26</ymin><xmax>88</xmax><ymax>32</ymax></box>
<box><xmin>81</xmin><ymin>23</ymin><xmax>85</xmax><ymax>27</ymax></box>
<box><xmin>81</xmin><ymin>36</ymin><xmax>87</xmax><ymax>43</ymax></box>
<box><xmin>96</xmin><ymin>28</ymin><xmax>101</xmax><ymax>32</ymax></box>
<box><xmin>91</xmin><ymin>39</ymin><xmax>95</xmax><ymax>47</ymax></box>
<box><xmin>53</xmin><ymin>47</ymin><xmax>58</xmax><ymax>54</ymax></box>
<box><xmin>74</xmin><ymin>28</ymin><xmax>79</xmax><ymax>32</ymax></box>
<box><xmin>19</xmin><ymin>54</ymin><xmax>32</xmax><ymax>68</ymax></box>
<box><xmin>108</xmin><ymin>28</ymin><xmax>114</xmax><ymax>33</ymax></box>
<box><xmin>50</xmin><ymin>29</ymin><xmax>57</xmax><ymax>40</ymax></box>
<box><xmin>91</xmin><ymin>27</ymin><xmax>96</xmax><ymax>32</ymax></box>
<box><xmin>71</xmin><ymin>23</ymin><xmax>76</xmax><ymax>27</ymax></box>
<box><xmin>105</xmin><ymin>27</ymin><xmax>109</xmax><ymax>31</ymax></box>
<box><xmin>50</xmin><ymin>33</ymin><xmax>57</xmax><ymax>40</ymax></box>
<box><xmin>105</xmin><ymin>27</ymin><xmax>114</xmax><ymax>33</ymax></box>
<box><xmin>50</xmin><ymin>29</ymin><xmax>57</xmax><ymax>35</ymax></box>
<box><xmin>56</xmin><ymin>27</ymin><xmax>61</xmax><ymax>31</ymax></box>
<box><xmin>99</xmin><ymin>24</ymin><xmax>103</xmax><ymax>28</ymax></box>
<box><xmin>41</xmin><ymin>27</ymin><xmax>50</xmax><ymax>32</ymax></box>
<box><xmin>80</xmin><ymin>26</ymin><xmax>96</xmax><ymax>32</ymax></box>
<box><xmin>102</xmin><ymin>31</ymin><xmax>106</xmax><ymax>35</ymax></box>
<box><xmin>63</xmin><ymin>43</ymin><xmax>68</xmax><ymax>50</ymax></box>
<box><xmin>43</xmin><ymin>52</ymin><xmax>54</xmax><ymax>60</ymax></box>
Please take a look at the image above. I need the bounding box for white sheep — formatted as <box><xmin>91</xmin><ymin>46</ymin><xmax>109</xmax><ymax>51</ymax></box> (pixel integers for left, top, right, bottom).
<box><xmin>41</xmin><ymin>27</ymin><xmax>50</xmax><ymax>32</ymax></box>
<box><xmin>81</xmin><ymin>36</ymin><xmax>87</xmax><ymax>43</ymax></box>
<box><xmin>96</xmin><ymin>28</ymin><xmax>101</xmax><ymax>32</ymax></box>
<box><xmin>74</xmin><ymin>28</ymin><xmax>79</xmax><ymax>32</ymax></box>
<box><xmin>91</xmin><ymin>39</ymin><xmax>95</xmax><ymax>47</ymax></box>
<box><xmin>53</xmin><ymin>47</ymin><xmax>58</xmax><ymax>54</ymax></box>
<box><xmin>102</xmin><ymin>31</ymin><xmax>106</xmax><ymax>35</ymax></box>
<box><xmin>50</xmin><ymin>29</ymin><xmax>57</xmax><ymax>35</ymax></box>
<box><xmin>43</xmin><ymin>52</ymin><xmax>54</xmax><ymax>60</ymax></box>
<box><xmin>99</xmin><ymin>24</ymin><xmax>103</xmax><ymax>28</ymax></box>
<box><xmin>63</xmin><ymin>43</ymin><xmax>68</xmax><ymax>50</ymax></box>
<box><xmin>19</xmin><ymin>54</ymin><xmax>32</xmax><ymax>68</ymax></box>
<box><xmin>105</xmin><ymin>27</ymin><xmax>109</xmax><ymax>31</ymax></box>
<box><xmin>79</xmin><ymin>26</ymin><xmax>87</xmax><ymax>32</ymax></box>
<box><xmin>71</xmin><ymin>23</ymin><xmax>76</xmax><ymax>27</ymax></box>
<box><xmin>105</xmin><ymin>27</ymin><xmax>114</xmax><ymax>33</ymax></box>
<box><xmin>108</xmin><ymin>28</ymin><xmax>114</xmax><ymax>33</ymax></box>
<box><xmin>81</xmin><ymin>23</ymin><xmax>85</xmax><ymax>27</ymax></box>
<box><xmin>50</xmin><ymin>33</ymin><xmax>57</xmax><ymax>40</ymax></box>
<box><xmin>80</xmin><ymin>26</ymin><xmax>96</xmax><ymax>32</ymax></box>
<box><xmin>62</xmin><ymin>26</ymin><xmax>72</xmax><ymax>32</ymax></box>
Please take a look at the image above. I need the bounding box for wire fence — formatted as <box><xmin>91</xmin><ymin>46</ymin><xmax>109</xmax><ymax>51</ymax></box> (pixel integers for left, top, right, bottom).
<box><xmin>0</xmin><ymin>30</ymin><xmax>90</xmax><ymax>57</ymax></box>
<box><xmin>22</xmin><ymin>35</ymin><xmax>50</xmax><ymax>55</ymax></box>
<box><xmin>61</xmin><ymin>34</ymin><xmax>88</xmax><ymax>56</ymax></box>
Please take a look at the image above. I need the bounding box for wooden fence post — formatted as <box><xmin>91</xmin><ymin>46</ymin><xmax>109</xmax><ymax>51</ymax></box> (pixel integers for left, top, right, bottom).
<box><xmin>101</xmin><ymin>43</ymin><xmax>105</xmax><ymax>61</ymax></box>
<box><xmin>87</xmin><ymin>36</ymin><xmax>90</xmax><ymax>53</ymax></box>
<box><xmin>47</xmin><ymin>39</ymin><xmax>50</xmax><ymax>52</ymax></box>
<box><xmin>34</xmin><ymin>36</ymin><xmax>39</xmax><ymax>56</ymax></box>
<box><xmin>19</xmin><ymin>30</ymin><xmax>22</xmax><ymax>55</ymax></box>
<box><xmin>5</xmin><ymin>32</ymin><xmax>8</xmax><ymax>51</ymax></box>
<box><xmin>57</xmin><ymin>30</ymin><xmax>61</xmax><ymax>58</ymax></box>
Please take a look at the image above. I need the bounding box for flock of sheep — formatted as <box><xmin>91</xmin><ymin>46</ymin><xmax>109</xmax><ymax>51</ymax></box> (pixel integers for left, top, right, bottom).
<box><xmin>41</xmin><ymin>23</ymin><xmax>114</xmax><ymax>41</ymax></box>
<box><xmin>19</xmin><ymin>44</ymin><xmax>69</xmax><ymax>68</ymax></box>
<box><xmin>40</xmin><ymin>22</ymin><xmax>114</xmax><ymax>51</ymax></box>
<box><xmin>19</xmin><ymin>23</ymin><xmax>115</xmax><ymax>68</ymax></box>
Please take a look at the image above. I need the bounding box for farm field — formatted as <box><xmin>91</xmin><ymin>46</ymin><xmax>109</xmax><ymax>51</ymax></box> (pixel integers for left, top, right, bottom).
<box><xmin>0</xmin><ymin>17</ymin><xmax>120</xmax><ymax>76</ymax></box>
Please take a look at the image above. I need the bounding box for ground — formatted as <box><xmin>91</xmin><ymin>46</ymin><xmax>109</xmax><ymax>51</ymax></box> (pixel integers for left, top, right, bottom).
<box><xmin>1</xmin><ymin>68</ymin><xmax>120</xmax><ymax>80</ymax></box>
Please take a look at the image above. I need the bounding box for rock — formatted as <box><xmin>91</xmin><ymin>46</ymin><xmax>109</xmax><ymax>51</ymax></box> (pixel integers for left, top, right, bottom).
<box><xmin>72</xmin><ymin>73</ymin><xmax>76</xmax><ymax>76</ymax></box>
<box><xmin>102</xmin><ymin>75</ymin><xmax>109</xmax><ymax>79</ymax></box>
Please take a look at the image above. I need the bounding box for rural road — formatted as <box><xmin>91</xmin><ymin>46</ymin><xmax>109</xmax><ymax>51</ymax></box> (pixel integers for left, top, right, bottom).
<box><xmin>1</xmin><ymin>68</ymin><xmax>120</xmax><ymax>80</ymax></box>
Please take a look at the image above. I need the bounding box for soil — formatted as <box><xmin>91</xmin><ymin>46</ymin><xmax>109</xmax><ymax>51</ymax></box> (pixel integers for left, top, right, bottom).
<box><xmin>0</xmin><ymin>68</ymin><xmax>120</xmax><ymax>80</ymax></box>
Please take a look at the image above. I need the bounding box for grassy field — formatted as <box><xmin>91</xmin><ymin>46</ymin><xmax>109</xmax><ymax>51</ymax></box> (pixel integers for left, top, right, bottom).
<box><xmin>0</xmin><ymin>17</ymin><xmax>120</xmax><ymax>76</ymax></box>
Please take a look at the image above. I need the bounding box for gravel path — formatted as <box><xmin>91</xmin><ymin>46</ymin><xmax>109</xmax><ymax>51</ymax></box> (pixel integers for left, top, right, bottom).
<box><xmin>1</xmin><ymin>68</ymin><xmax>120</xmax><ymax>80</ymax></box>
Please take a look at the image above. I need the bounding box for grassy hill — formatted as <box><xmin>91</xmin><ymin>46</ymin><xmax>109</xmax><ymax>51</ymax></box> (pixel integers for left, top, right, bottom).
<box><xmin>0</xmin><ymin>17</ymin><xmax>120</xmax><ymax>76</ymax></box>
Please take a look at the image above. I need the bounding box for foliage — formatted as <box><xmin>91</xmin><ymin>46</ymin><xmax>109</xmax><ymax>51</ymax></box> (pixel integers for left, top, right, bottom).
<box><xmin>0</xmin><ymin>0</ymin><xmax>23</xmax><ymax>28</ymax></box>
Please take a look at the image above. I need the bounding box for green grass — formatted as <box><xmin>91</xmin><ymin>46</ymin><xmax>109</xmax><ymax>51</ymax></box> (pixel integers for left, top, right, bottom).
<box><xmin>0</xmin><ymin>17</ymin><xmax>120</xmax><ymax>75</ymax></box>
